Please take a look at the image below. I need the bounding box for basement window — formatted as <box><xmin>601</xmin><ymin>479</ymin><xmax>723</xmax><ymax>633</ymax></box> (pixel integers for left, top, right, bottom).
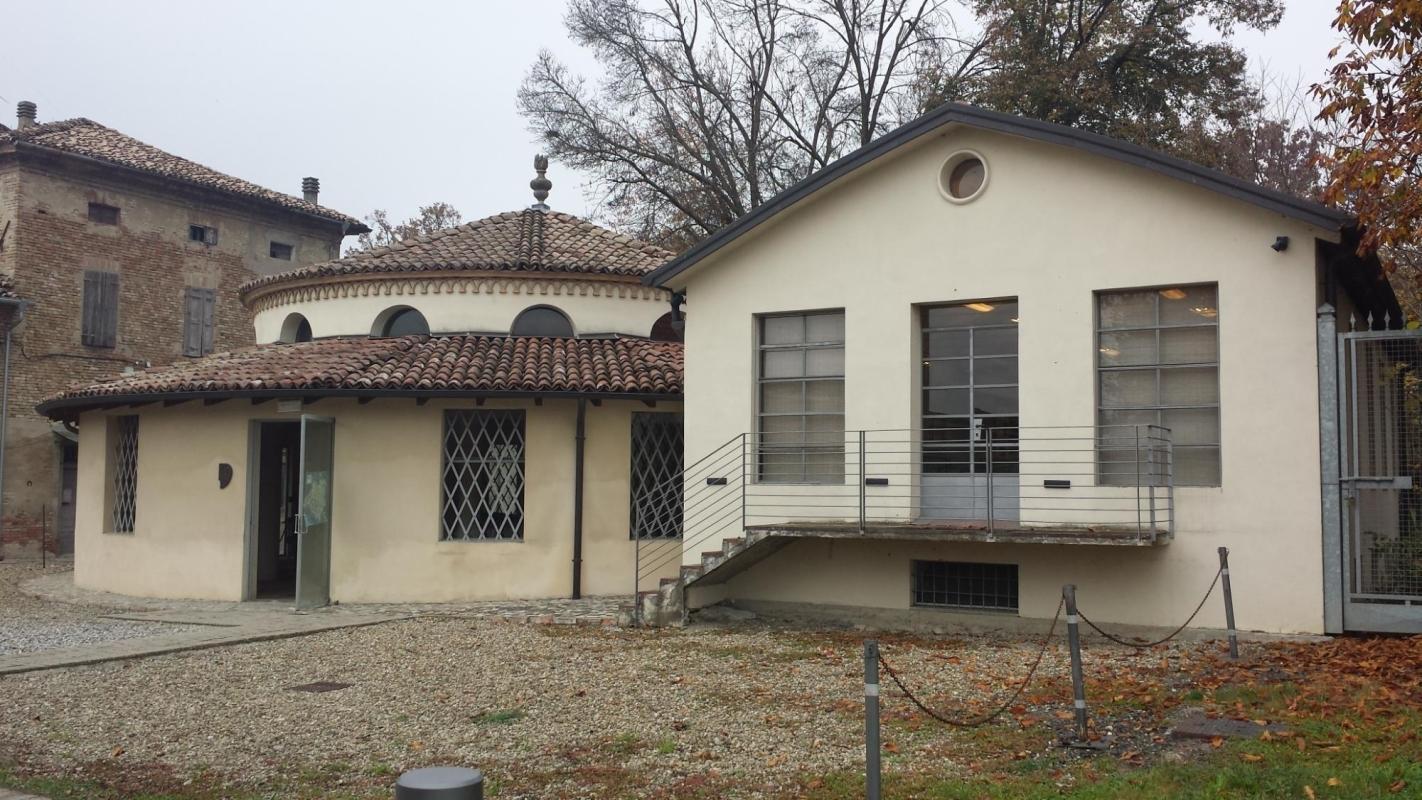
<box><xmin>88</xmin><ymin>203</ymin><xmax>120</xmax><ymax>225</ymax></box>
<box><xmin>269</xmin><ymin>241</ymin><xmax>294</xmax><ymax>260</ymax></box>
<box><xmin>911</xmin><ymin>560</ymin><xmax>1018</xmax><ymax>612</ymax></box>
<box><xmin>188</xmin><ymin>224</ymin><xmax>218</xmax><ymax>245</ymax></box>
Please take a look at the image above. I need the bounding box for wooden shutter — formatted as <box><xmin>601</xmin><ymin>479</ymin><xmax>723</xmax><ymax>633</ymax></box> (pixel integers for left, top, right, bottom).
<box><xmin>183</xmin><ymin>287</ymin><xmax>216</xmax><ymax>356</ymax></box>
<box><xmin>83</xmin><ymin>271</ymin><xmax>118</xmax><ymax>348</ymax></box>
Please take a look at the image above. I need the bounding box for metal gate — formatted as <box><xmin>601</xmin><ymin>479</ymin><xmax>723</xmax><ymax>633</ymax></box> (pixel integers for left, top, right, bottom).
<box><xmin>1338</xmin><ymin>326</ymin><xmax>1422</xmax><ymax>632</ymax></box>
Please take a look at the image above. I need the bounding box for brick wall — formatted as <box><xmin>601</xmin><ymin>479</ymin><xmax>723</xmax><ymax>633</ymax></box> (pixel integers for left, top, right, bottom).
<box><xmin>0</xmin><ymin>158</ymin><xmax>346</xmax><ymax>559</ymax></box>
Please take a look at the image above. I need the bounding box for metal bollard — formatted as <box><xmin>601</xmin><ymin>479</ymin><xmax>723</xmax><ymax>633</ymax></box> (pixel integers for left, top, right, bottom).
<box><xmin>395</xmin><ymin>766</ymin><xmax>483</xmax><ymax>800</ymax></box>
<box><xmin>864</xmin><ymin>639</ymin><xmax>881</xmax><ymax>800</ymax></box>
<box><xmin>1062</xmin><ymin>585</ymin><xmax>1089</xmax><ymax>744</ymax></box>
<box><xmin>1218</xmin><ymin>547</ymin><xmax>1239</xmax><ymax>660</ymax></box>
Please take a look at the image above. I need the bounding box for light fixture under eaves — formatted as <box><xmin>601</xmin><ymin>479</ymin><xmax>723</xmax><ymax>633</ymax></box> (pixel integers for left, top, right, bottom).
<box><xmin>966</xmin><ymin>302</ymin><xmax>995</xmax><ymax>313</ymax></box>
<box><xmin>1159</xmin><ymin>288</ymin><xmax>1187</xmax><ymax>300</ymax></box>
<box><xmin>1192</xmin><ymin>306</ymin><xmax>1218</xmax><ymax>319</ymax></box>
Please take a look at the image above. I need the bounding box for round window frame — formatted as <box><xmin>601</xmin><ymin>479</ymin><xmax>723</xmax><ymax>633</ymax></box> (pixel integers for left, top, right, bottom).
<box><xmin>937</xmin><ymin>150</ymin><xmax>989</xmax><ymax>204</ymax></box>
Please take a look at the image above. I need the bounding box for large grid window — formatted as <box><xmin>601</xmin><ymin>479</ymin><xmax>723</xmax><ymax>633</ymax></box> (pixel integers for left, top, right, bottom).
<box><xmin>110</xmin><ymin>416</ymin><xmax>139</xmax><ymax>534</ymax></box>
<box><xmin>441</xmin><ymin>410</ymin><xmax>525</xmax><ymax>541</ymax></box>
<box><xmin>629</xmin><ymin>412</ymin><xmax>684</xmax><ymax>539</ymax></box>
<box><xmin>758</xmin><ymin>311</ymin><xmax>845</xmax><ymax>483</ymax></box>
<box><xmin>1097</xmin><ymin>285</ymin><xmax>1220</xmax><ymax>486</ymax></box>
<box><xmin>911</xmin><ymin>560</ymin><xmax>1019</xmax><ymax>611</ymax></box>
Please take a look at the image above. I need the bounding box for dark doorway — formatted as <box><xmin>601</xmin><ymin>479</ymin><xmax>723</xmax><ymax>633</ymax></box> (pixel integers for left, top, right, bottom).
<box><xmin>57</xmin><ymin>441</ymin><xmax>77</xmax><ymax>555</ymax></box>
<box><xmin>254</xmin><ymin>422</ymin><xmax>301</xmax><ymax>598</ymax></box>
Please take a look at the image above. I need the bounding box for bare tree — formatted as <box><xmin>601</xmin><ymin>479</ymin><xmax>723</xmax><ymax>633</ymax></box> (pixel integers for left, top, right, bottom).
<box><xmin>346</xmin><ymin>202</ymin><xmax>464</xmax><ymax>255</ymax></box>
<box><xmin>519</xmin><ymin>0</ymin><xmax>955</xmax><ymax>249</ymax></box>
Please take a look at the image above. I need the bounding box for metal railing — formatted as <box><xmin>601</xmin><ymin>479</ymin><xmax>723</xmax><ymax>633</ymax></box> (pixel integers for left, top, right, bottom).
<box><xmin>633</xmin><ymin>425</ymin><xmax>1174</xmax><ymax>594</ymax></box>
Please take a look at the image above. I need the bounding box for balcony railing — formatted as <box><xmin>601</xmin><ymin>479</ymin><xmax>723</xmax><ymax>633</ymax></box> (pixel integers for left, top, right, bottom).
<box><xmin>633</xmin><ymin>425</ymin><xmax>1173</xmax><ymax>592</ymax></box>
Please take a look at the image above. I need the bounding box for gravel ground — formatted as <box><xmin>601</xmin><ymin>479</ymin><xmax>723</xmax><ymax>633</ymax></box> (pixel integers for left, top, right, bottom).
<box><xmin>0</xmin><ymin>563</ymin><xmax>199</xmax><ymax>655</ymax></box>
<box><xmin>0</xmin><ymin>610</ymin><xmax>1220</xmax><ymax>799</ymax></box>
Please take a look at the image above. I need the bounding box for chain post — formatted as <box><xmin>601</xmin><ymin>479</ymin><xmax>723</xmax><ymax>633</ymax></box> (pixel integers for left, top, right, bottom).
<box><xmin>1062</xmin><ymin>584</ymin><xmax>1089</xmax><ymax>743</ymax></box>
<box><xmin>1218</xmin><ymin>547</ymin><xmax>1239</xmax><ymax>659</ymax></box>
<box><xmin>864</xmin><ymin>639</ymin><xmax>881</xmax><ymax>800</ymax></box>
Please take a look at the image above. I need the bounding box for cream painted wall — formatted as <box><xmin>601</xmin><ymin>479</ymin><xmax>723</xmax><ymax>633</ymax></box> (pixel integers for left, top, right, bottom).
<box><xmin>75</xmin><ymin>404</ymin><xmax>253</xmax><ymax>600</ymax></box>
<box><xmin>250</xmin><ymin>280</ymin><xmax>671</xmax><ymax>342</ymax></box>
<box><xmin>72</xmin><ymin>398</ymin><xmax>681</xmax><ymax>602</ymax></box>
<box><xmin>672</xmin><ymin>124</ymin><xmax>1333</xmax><ymax>634</ymax></box>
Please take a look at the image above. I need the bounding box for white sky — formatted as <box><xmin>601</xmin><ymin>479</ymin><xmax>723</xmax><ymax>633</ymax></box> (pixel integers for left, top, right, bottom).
<box><xmin>0</xmin><ymin>1</ymin><xmax>1345</xmax><ymax>230</ymax></box>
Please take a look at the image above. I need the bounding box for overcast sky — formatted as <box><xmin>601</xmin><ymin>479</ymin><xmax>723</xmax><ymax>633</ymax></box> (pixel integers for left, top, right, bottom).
<box><xmin>1</xmin><ymin>1</ymin><xmax>1345</xmax><ymax>232</ymax></box>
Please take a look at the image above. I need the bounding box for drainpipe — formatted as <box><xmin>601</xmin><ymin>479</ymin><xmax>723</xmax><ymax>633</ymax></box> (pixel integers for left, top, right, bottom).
<box><xmin>572</xmin><ymin>397</ymin><xmax>587</xmax><ymax>599</ymax></box>
<box><xmin>0</xmin><ymin>297</ymin><xmax>31</xmax><ymax>562</ymax></box>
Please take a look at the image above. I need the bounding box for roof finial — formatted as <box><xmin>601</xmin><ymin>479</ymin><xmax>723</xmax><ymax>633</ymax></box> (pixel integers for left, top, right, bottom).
<box><xmin>530</xmin><ymin>154</ymin><xmax>552</xmax><ymax>211</ymax></box>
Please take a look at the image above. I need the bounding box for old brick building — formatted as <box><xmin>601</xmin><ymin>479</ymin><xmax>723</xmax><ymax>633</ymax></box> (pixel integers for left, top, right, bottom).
<box><xmin>0</xmin><ymin>100</ymin><xmax>366</xmax><ymax>558</ymax></box>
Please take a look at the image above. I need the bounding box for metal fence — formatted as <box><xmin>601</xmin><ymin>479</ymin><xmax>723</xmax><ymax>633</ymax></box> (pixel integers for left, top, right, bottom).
<box><xmin>633</xmin><ymin>425</ymin><xmax>1174</xmax><ymax>593</ymax></box>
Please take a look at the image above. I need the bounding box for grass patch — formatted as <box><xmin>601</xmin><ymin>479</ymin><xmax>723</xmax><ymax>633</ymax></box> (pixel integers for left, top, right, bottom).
<box><xmin>473</xmin><ymin>709</ymin><xmax>525</xmax><ymax>725</ymax></box>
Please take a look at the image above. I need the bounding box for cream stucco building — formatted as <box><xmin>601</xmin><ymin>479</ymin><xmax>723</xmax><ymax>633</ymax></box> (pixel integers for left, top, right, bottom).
<box><xmin>638</xmin><ymin>104</ymin><xmax>1408</xmax><ymax>636</ymax></box>
<box><xmin>41</xmin><ymin>169</ymin><xmax>686</xmax><ymax>607</ymax></box>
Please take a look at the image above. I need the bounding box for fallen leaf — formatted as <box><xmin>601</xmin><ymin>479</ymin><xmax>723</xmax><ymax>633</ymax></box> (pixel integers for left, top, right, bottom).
<box><xmin>1210</xmin><ymin>736</ymin><xmax>1224</xmax><ymax>749</ymax></box>
<box><xmin>1389</xmin><ymin>780</ymin><xmax>1407</xmax><ymax>794</ymax></box>
<box><xmin>110</xmin><ymin>746</ymin><xmax>124</xmax><ymax>758</ymax></box>
<box><xmin>1304</xmin><ymin>786</ymin><xmax>1316</xmax><ymax>800</ymax></box>
<box><xmin>1241</xmin><ymin>753</ymin><xmax>1264</xmax><ymax>763</ymax></box>
<box><xmin>1327</xmin><ymin>777</ymin><xmax>1343</xmax><ymax>787</ymax></box>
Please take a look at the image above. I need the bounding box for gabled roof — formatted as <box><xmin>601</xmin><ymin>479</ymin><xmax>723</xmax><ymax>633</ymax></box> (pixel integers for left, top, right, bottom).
<box><xmin>37</xmin><ymin>334</ymin><xmax>683</xmax><ymax>417</ymax></box>
<box><xmin>0</xmin><ymin>118</ymin><xmax>366</xmax><ymax>231</ymax></box>
<box><xmin>646</xmin><ymin>102</ymin><xmax>1355</xmax><ymax>288</ymax></box>
<box><xmin>240</xmin><ymin>208</ymin><xmax>674</xmax><ymax>298</ymax></box>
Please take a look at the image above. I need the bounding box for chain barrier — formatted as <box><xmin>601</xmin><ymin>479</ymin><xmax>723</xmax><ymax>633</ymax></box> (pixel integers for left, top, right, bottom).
<box><xmin>1075</xmin><ymin>565</ymin><xmax>1223</xmax><ymax>649</ymax></box>
<box><xmin>876</xmin><ymin>598</ymin><xmax>1063</xmax><ymax>729</ymax></box>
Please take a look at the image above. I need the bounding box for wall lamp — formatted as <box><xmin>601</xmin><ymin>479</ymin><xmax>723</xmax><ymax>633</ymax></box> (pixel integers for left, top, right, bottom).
<box><xmin>1271</xmin><ymin>236</ymin><xmax>1290</xmax><ymax>252</ymax></box>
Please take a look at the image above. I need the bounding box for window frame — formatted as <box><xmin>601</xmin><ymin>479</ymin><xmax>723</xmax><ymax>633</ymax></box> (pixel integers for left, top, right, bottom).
<box><xmin>182</xmin><ymin>286</ymin><xmax>217</xmax><ymax>357</ymax></box>
<box><xmin>910</xmin><ymin>559</ymin><xmax>1019</xmax><ymax>612</ymax></box>
<box><xmin>269</xmin><ymin>241</ymin><xmax>294</xmax><ymax>260</ymax></box>
<box><xmin>81</xmin><ymin>270</ymin><xmax>119</xmax><ymax>349</ymax></box>
<box><xmin>108</xmin><ymin>415</ymin><xmax>140</xmax><ymax>534</ymax></box>
<box><xmin>87</xmin><ymin>202</ymin><xmax>120</xmax><ymax>225</ymax></box>
<box><xmin>188</xmin><ymin>224</ymin><xmax>218</xmax><ymax>245</ymax></box>
<box><xmin>440</xmin><ymin>410</ymin><xmax>526</xmax><ymax>541</ymax></box>
<box><xmin>511</xmin><ymin>305</ymin><xmax>574</xmax><ymax>337</ymax></box>
<box><xmin>629</xmin><ymin>412</ymin><xmax>685</xmax><ymax>540</ymax></box>
<box><xmin>755</xmin><ymin>309</ymin><xmax>846</xmax><ymax>485</ymax></box>
<box><xmin>1094</xmin><ymin>284</ymin><xmax>1221</xmax><ymax>487</ymax></box>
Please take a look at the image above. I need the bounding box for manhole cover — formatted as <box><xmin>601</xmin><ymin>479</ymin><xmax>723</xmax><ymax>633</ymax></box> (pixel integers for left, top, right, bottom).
<box><xmin>287</xmin><ymin>681</ymin><xmax>352</xmax><ymax>693</ymax></box>
<box><xmin>1171</xmin><ymin>713</ymin><xmax>1287</xmax><ymax>740</ymax></box>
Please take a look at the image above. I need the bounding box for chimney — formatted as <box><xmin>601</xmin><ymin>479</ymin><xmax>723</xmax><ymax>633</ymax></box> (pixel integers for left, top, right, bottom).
<box><xmin>301</xmin><ymin>177</ymin><xmax>320</xmax><ymax>204</ymax></box>
<box><xmin>16</xmin><ymin>101</ymin><xmax>37</xmax><ymax>130</ymax></box>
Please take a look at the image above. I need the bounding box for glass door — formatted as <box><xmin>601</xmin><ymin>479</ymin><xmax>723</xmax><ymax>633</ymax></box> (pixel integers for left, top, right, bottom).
<box><xmin>295</xmin><ymin>415</ymin><xmax>335</xmax><ymax>610</ymax></box>
<box><xmin>920</xmin><ymin>300</ymin><xmax>1019</xmax><ymax>522</ymax></box>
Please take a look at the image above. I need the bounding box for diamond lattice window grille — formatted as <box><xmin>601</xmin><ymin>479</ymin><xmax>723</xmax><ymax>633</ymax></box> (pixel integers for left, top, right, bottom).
<box><xmin>111</xmin><ymin>416</ymin><xmax>139</xmax><ymax>534</ymax></box>
<box><xmin>630</xmin><ymin>412</ymin><xmax>684</xmax><ymax>539</ymax></box>
<box><xmin>442</xmin><ymin>410</ymin><xmax>526</xmax><ymax>541</ymax></box>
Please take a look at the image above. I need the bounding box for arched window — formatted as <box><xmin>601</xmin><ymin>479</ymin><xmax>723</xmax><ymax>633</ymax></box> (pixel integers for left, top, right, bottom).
<box><xmin>650</xmin><ymin>312</ymin><xmax>683</xmax><ymax>342</ymax></box>
<box><xmin>279</xmin><ymin>313</ymin><xmax>313</xmax><ymax>344</ymax></box>
<box><xmin>511</xmin><ymin>305</ymin><xmax>574</xmax><ymax>337</ymax></box>
<box><xmin>372</xmin><ymin>306</ymin><xmax>430</xmax><ymax>337</ymax></box>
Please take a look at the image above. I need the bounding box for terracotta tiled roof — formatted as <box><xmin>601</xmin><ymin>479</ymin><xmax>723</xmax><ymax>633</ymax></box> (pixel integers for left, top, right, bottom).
<box><xmin>240</xmin><ymin>209</ymin><xmax>673</xmax><ymax>296</ymax></box>
<box><xmin>38</xmin><ymin>335</ymin><xmax>683</xmax><ymax>413</ymax></box>
<box><xmin>1</xmin><ymin>118</ymin><xmax>365</xmax><ymax>229</ymax></box>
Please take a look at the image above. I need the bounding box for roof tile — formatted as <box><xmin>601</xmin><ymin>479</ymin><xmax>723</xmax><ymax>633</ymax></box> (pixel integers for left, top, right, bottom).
<box><xmin>240</xmin><ymin>209</ymin><xmax>673</xmax><ymax>296</ymax></box>
<box><xmin>40</xmin><ymin>335</ymin><xmax>682</xmax><ymax>412</ymax></box>
<box><xmin>1</xmin><ymin>118</ymin><xmax>363</xmax><ymax>228</ymax></box>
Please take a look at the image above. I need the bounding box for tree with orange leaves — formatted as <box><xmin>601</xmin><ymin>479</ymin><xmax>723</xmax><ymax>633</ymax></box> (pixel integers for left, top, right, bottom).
<box><xmin>1314</xmin><ymin>1</ymin><xmax>1422</xmax><ymax>274</ymax></box>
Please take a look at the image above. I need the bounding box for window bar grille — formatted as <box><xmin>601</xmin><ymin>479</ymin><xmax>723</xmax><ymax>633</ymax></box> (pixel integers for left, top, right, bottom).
<box><xmin>441</xmin><ymin>410</ymin><xmax>525</xmax><ymax>541</ymax></box>
<box><xmin>630</xmin><ymin>413</ymin><xmax>684</xmax><ymax>539</ymax></box>
<box><xmin>112</xmin><ymin>416</ymin><xmax>139</xmax><ymax>533</ymax></box>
